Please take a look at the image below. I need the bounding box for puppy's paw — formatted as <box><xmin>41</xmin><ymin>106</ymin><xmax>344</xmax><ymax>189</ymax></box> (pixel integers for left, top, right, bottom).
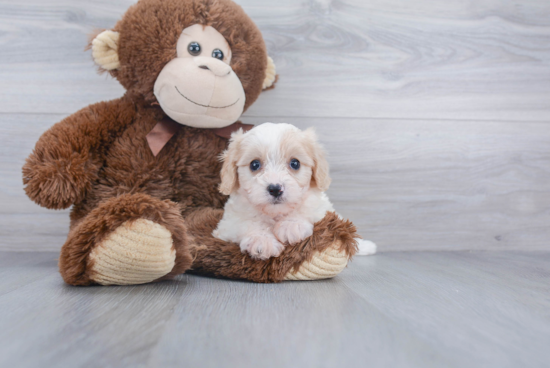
<box><xmin>274</xmin><ymin>219</ymin><xmax>314</xmax><ymax>244</ymax></box>
<box><xmin>240</xmin><ymin>234</ymin><xmax>285</xmax><ymax>260</ymax></box>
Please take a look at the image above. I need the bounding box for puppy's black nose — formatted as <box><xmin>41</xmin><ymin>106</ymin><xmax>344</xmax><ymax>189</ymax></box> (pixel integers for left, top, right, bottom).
<box><xmin>267</xmin><ymin>184</ymin><xmax>282</xmax><ymax>198</ymax></box>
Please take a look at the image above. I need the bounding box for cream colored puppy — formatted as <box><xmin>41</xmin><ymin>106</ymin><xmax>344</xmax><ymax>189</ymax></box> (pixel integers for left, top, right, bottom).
<box><xmin>213</xmin><ymin>122</ymin><xmax>376</xmax><ymax>260</ymax></box>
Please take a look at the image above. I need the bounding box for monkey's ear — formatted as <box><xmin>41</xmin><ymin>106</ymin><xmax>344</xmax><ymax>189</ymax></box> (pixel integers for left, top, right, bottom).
<box><xmin>262</xmin><ymin>56</ymin><xmax>277</xmax><ymax>90</ymax></box>
<box><xmin>91</xmin><ymin>30</ymin><xmax>121</xmax><ymax>71</ymax></box>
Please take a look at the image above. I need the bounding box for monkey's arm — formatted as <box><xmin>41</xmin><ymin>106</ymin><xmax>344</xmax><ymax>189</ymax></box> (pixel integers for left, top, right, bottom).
<box><xmin>22</xmin><ymin>97</ymin><xmax>136</xmax><ymax>209</ymax></box>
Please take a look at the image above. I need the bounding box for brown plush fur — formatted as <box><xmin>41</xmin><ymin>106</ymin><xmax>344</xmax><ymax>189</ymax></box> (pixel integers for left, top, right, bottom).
<box><xmin>186</xmin><ymin>210</ymin><xmax>359</xmax><ymax>282</ymax></box>
<box><xmin>60</xmin><ymin>193</ymin><xmax>191</xmax><ymax>285</ymax></box>
<box><xmin>109</xmin><ymin>0</ymin><xmax>267</xmax><ymax>112</ymax></box>
<box><xmin>22</xmin><ymin>0</ymin><xmax>356</xmax><ymax>286</ymax></box>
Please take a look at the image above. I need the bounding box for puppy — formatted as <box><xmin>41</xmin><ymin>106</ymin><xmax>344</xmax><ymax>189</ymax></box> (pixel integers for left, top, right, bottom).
<box><xmin>213</xmin><ymin>122</ymin><xmax>376</xmax><ymax>260</ymax></box>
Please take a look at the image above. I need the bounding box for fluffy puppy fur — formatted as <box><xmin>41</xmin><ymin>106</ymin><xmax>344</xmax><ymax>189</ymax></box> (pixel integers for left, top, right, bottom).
<box><xmin>213</xmin><ymin>123</ymin><xmax>336</xmax><ymax>259</ymax></box>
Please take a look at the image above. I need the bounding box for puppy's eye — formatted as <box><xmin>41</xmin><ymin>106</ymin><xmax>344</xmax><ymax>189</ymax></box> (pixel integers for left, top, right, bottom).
<box><xmin>290</xmin><ymin>159</ymin><xmax>300</xmax><ymax>170</ymax></box>
<box><xmin>212</xmin><ymin>49</ymin><xmax>224</xmax><ymax>60</ymax></box>
<box><xmin>188</xmin><ymin>42</ymin><xmax>201</xmax><ymax>56</ymax></box>
<box><xmin>250</xmin><ymin>160</ymin><xmax>261</xmax><ymax>172</ymax></box>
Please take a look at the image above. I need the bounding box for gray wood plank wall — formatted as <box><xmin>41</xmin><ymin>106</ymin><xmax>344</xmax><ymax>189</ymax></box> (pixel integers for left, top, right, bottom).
<box><xmin>1</xmin><ymin>0</ymin><xmax>549</xmax><ymax>251</ymax></box>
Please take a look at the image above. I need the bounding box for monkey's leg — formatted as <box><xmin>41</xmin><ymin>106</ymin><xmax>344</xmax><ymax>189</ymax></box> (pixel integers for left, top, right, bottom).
<box><xmin>185</xmin><ymin>208</ymin><xmax>360</xmax><ymax>283</ymax></box>
<box><xmin>59</xmin><ymin>193</ymin><xmax>191</xmax><ymax>286</ymax></box>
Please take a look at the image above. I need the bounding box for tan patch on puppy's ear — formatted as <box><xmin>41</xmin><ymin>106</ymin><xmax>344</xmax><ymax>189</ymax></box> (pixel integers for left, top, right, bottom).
<box><xmin>262</xmin><ymin>56</ymin><xmax>277</xmax><ymax>90</ymax></box>
<box><xmin>304</xmin><ymin>128</ymin><xmax>331</xmax><ymax>191</ymax></box>
<box><xmin>219</xmin><ymin>129</ymin><xmax>245</xmax><ymax>195</ymax></box>
<box><xmin>91</xmin><ymin>30</ymin><xmax>120</xmax><ymax>71</ymax></box>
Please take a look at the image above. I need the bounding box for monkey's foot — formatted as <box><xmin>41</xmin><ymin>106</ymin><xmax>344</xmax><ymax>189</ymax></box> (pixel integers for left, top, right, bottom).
<box><xmin>88</xmin><ymin>219</ymin><xmax>176</xmax><ymax>285</ymax></box>
<box><xmin>284</xmin><ymin>240</ymin><xmax>349</xmax><ymax>281</ymax></box>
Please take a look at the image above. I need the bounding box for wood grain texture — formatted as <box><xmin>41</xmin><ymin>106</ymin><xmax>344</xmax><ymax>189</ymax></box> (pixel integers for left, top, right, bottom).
<box><xmin>2</xmin><ymin>3</ymin><xmax>549</xmax><ymax>367</ymax></box>
<box><xmin>4</xmin><ymin>112</ymin><xmax>550</xmax><ymax>252</ymax></box>
<box><xmin>0</xmin><ymin>251</ymin><xmax>549</xmax><ymax>368</ymax></box>
<box><xmin>243</xmin><ymin>117</ymin><xmax>550</xmax><ymax>252</ymax></box>
<box><xmin>2</xmin><ymin>0</ymin><xmax>550</xmax><ymax>252</ymax></box>
<box><xmin>0</xmin><ymin>0</ymin><xmax>549</xmax><ymax>120</ymax></box>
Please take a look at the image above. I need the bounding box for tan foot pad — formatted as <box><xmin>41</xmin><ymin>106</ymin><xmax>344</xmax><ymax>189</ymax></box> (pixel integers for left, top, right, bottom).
<box><xmin>89</xmin><ymin>219</ymin><xmax>176</xmax><ymax>285</ymax></box>
<box><xmin>284</xmin><ymin>241</ymin><xmax>349</xmax><ymax>281</ymax></box>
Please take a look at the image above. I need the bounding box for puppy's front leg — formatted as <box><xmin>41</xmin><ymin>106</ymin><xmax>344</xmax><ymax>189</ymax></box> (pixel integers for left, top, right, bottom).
<box><xmin>274</xmin><ymin>218</ymin><xmax>314</xmax><ymax>245</ymax></box>
<box><xmin>240</xmin><ymin>232</ymin><xmax>285</xmax><ymax>260</ymax></box>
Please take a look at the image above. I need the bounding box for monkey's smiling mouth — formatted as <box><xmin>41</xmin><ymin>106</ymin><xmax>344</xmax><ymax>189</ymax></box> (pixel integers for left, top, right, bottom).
<box><xmin>175</xmin><ymin>86</ymin><xmax>239</xmax><ymax>109</ymax></box>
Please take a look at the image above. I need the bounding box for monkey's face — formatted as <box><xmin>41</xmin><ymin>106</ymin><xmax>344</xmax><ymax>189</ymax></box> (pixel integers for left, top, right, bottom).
<box><xmin>153</xmin><ymin>25</ymin><xmax>246</xmax><ymax>128</ymax></box>
<box><xmin>89</xmin><ymin>0</ymin><xmax>276</xmax><ymax>129</ymax></box>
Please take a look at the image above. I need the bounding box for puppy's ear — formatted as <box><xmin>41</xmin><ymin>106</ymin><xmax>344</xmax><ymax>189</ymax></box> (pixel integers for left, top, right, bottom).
<box><xmin>304</xmin><ymin>128</ymin><xmax>331</xmax><ymax>192</ymax></box>
<box><xmin>219</xmin><ymin>129</ymin><xmax>244</xmax><ymax>195</ymax></box>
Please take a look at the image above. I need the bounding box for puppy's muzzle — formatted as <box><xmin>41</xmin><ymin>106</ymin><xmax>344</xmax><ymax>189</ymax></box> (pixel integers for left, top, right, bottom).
<box><xmin>267</xmin><ymin>184</ymin><xmax>283</xmax><ymax>198</ymax></box>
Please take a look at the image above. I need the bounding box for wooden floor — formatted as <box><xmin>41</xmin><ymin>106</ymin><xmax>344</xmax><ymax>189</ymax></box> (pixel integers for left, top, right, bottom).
<box><xmin>0</xmin><ymin>251</ymin><xmax>549</xmax><ymax>368</ymax></box>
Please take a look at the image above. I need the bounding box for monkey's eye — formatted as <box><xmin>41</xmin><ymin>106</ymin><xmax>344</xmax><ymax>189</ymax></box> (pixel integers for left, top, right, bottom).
<box><xmin>188</xmin><ymin>42</ymin><xmax>201</xmax><ymax>56</ymax></box>
<box><xmin>290</xmin><ymin>159</ymin><xmax>300</xmax><ymax>170</ymax></box>
<box><xmin>250</xmin><ymin>160</ymin><xmax>261</xmax><ymax>172</ymax></box>
<box><xmin>212</xmin><ymin>49</ymin><xmax>224</xmax><ymax>60</ymax></box>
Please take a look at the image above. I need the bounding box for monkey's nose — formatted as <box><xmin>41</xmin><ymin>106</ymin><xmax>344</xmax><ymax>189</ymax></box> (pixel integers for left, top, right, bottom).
<box><xmin>194</xmin><ymin>57</ymin><xmax>232</xmax><ymax>77</ymax></box>
<box><xmin>267</xmin><ymin>184</ymin><xmax>283</xmax><ymax>198</ymax></box>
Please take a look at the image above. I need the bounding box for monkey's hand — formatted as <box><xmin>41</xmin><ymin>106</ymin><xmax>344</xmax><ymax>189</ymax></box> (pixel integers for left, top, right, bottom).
<box><xmin>22</xmin><ymin>98</ymin><xmax>136</xmax><ymax>210</ymax></box>
<box><xmin>23</xmin><ymin>151</ymin><xmax>99</xmax><ymax>210</ymax></box>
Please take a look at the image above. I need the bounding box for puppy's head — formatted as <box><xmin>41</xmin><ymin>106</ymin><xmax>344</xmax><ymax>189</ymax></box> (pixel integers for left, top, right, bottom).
<box><xmin>219</xmin><ymin>123</ymin><xmax>330</xmax><ymax>216</ymax></box>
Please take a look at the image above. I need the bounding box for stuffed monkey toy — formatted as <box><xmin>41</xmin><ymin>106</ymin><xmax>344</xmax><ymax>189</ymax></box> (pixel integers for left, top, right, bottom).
<box><xmin>22</xmin><ymin>0</ymin><xmax>360</xmax><ymax>286</ymax></box>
